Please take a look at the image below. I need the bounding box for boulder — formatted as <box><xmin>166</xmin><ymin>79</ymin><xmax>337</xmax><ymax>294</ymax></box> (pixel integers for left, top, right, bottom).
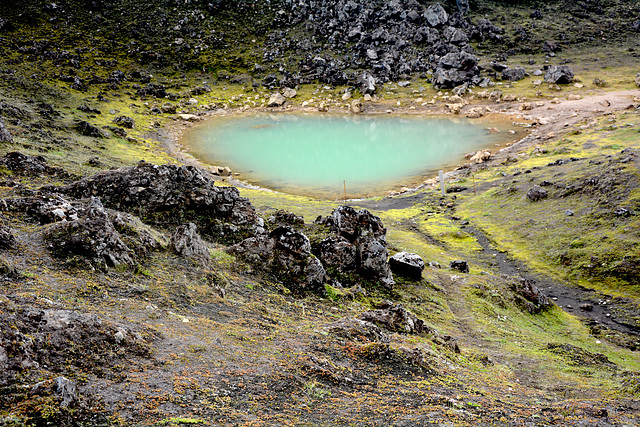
<box><xmin>282</xmin><ymin>88</ymin><xmax>297</xmax><ymax>98</ymax></box>
<box><xmin>511</xmin><ymin>278</ymin><xmax>552</xmax><ymax>314</ymax></box>
<box><xmin>526</xmin><ymin>185</ymin><xmax>548</xmax><ymax>201</ymax></box>
<box><xmin>432</xmin><ymin>51</ymin><xmax>479</xmax><ymax>89</ymax></box>
<box><xmin>49</xmin><ymin>162</ymin><xmax>257</xmax><ymax>242</ymax></box>
<box><xmin>43</xmin><ymin>197</ymin><xmax>135</xmax><ymax>269</ymax></box>
<box><xmin>357</xmin><ymin>72</ymin><xmax>377</xmax><ymax>95</ymax></box>
<box><xmin>424</xmin><ymin>3</ymin><xmax>448</xmax><ymax>27</ymax></box>
<box><xmin>31</xmin><ymin>377</ymin><xmax>77</xmax><ymax>408</ymax></box>
<box><xmin>544</xmin><ymin>66</ymin><xmax>574</xmax><ymax>85</ymax></box>
<box><xmin>359</xmin><ymin>301</ymin><xmax>431</xmax><ymax>335</ymax></box>
<box><xmin>0</xmin><ymin>118</ymin><xmax>12</xmax><ymax>143</ymax></box>
<box><xmin>229</xmin><ymin>226</ymin><xmax>326</xmax><ymax>295</ymax></box>
<box><xmin>267</xmin><ymin>92</ymin><xmax>286</xmax><ymax>107</ymax></box>
<box><xmin>501</xmin><ymin>67</ymin><xmax>526</xmax><ymax>81</ymax></box>
<box><xmin>635</xmin><ymin>73</ymin><xmax>640</xmax><ymax>88</ymax></box>
<box><xmin>170</xmin><ymin>222</ymin><xmax>210</xmax><ymax>264</ymax></box>
<box><xmin>113</xmin><ymin>115</ymin><xmax>135</xmax><ymax>129</ymax></box>
<box><xmin>389</xmin><ymin>252</ymin><xmax>424</xmax><ymax>280</ymax></box>
<box><xmin>317</xmin><ymin>206</ymin><xmax>394</xmax><ymax>289</ymax></box>
<box><xmin>0</xmin><ymin>224</ymin><xmax>17</xmax><ymax>249</ymax></box>
<box><xmin>450</xmin><ymin>260</ymin><xmax>469</xmax><ymax>273</ymax></box>
<box><xmin>75</xmin><ymin>121</ymin><xmax>103</xmax><ymax>138</ymax></box>
<box><xmin>350</xmin><ymin>99</ymin><xmax>364</xmax><ymax>114</ymax></box>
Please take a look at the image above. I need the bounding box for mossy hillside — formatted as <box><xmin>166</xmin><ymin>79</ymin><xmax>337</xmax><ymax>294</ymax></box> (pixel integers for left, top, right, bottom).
<box><xmin>457</xmin><ymin>110</ymin><xmax>640</xmax><ymax>300</ymax></box>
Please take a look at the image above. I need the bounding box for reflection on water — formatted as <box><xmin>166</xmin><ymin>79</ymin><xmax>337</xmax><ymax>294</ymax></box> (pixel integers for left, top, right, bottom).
<box><xmin>184</xmin><ymin>113</ymin><xmax>511</xmax><ymax>199</ymax></box>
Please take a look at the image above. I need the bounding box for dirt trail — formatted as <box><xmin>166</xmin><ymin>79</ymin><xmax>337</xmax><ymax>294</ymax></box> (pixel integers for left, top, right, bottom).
<box><xmin>466</xmin><ymin>225</ymin><xmax>639</xmax><ymax>336</ymax></box>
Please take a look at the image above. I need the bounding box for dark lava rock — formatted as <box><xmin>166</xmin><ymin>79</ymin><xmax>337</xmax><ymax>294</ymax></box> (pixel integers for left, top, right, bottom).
<box><xmin>137</xmin><ymin>83</ymin><xmax>166</xmax><ymax>98</ymax></box>
<box><xmin>75</xmin><ymin>120</ymin><xmax>103</xmax><ymax>138</ymax></box>
<box><xmin>544</xmin><ymin>65</ymin><xmax>574</xmax><ymax>84</ymax></box>
<box><xmin>424</xmin><ymin>3</ymin><xmax>448</xmax><ymax>27</ymax></box>
<box><xmin>49</xmin><ymin>162</ymin><xmax>257</xmax><ymax>242</ymax></box>
<box><xmin>43</xmin><ymin>197</ymin><xmax>135</xmax><ymax>269</ymax></box>
<box><xmin>0</xmin><ymin>118</ymin><xmax>12</xmax><ymax>143</ymax></box>
<box><xmin>325</xmin><ymin>318</ymin><xmax>390</xmax><ymax>343</ymax></box>
<box><xmin>161</xmin><ymin>103</ymin><xmax>176</xmax><ymax>114</ymax></box>
<box><xmin>0</xmin><ymin>152</ymin><xmax>67</xmax><ymax>177</ymax></box>
<box><xmin>526</xmin><ymin>185</ymin><xmax>548</xmax><ymax>201</ymax></box>
<box><xmin>359</xmin><ymin>301</ymin><xmax>431</xmax><ymax>335</ymax></box>
<box><xmin>78</xmin><ymin>104</ymin><xmax>101</xmax><ymax>115</ymax></box>
<box><xmin>501</xmin><ymin>67</ymin><xmax>526</xmax><ymax>81</ymax></box>
<box><xmin>450</xmin><ymin>260</ymin><xmax>469</xmax><ymax>273</ymax></box>
<box><xmin>0</xmin><ymin>223</ymin><xmax>17</xmax><ymax>250</ymax></box>
<box><xmin>170</xmin><ymin>222</ymin><xmax>210</xmax><ymax>264</ymax></box>
<box><xmin>270</xmin><ymin>210</ymin><xmax>305</xmax><ymax>226</ymax></box>
<box><xmin>317</xmin><ymin>206</ymin><xmax>394</xmax><ymax>289</ymax></box>
<box><xmin>113</xmin><ymin>115</ymin><xmax>135</xmax><ymax>129</ymax></box>
<box><xmin>432</xmin><ymin>51</ymin><xmax>479</xmax><ymax>89</ymax></box>
<box><xmin>317</xmin><ymin>235</ymin><xmax>358</xmax><ymax>273</ymax></box>
<box><xmin>511</xmin><ymin>278</ymin><xmax>552</xmax><ymax>314</ymax></box>
<box><xmin>229</xmin><ymin>226</ymin><xmax>326</xmax><ymax>295</ymax></box>
<box><xmin>389</xmin><ymin>251</ymin><xmax>424</xmax><ymax>280</ymax></box>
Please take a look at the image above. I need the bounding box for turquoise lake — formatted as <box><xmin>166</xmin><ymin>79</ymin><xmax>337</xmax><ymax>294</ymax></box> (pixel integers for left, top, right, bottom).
<box><xmin>184</xmin><ymin>114</ymin><xmax>512</xmax><ymax>199</ymax></box>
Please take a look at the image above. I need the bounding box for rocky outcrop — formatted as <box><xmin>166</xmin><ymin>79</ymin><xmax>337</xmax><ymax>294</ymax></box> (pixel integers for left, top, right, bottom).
<box><xmin>358</xmin><ymin>301</ymin><xmax>431</xmax><ymax>335</ymax></box>
<box><xmin>316</xmin><ymin>206</ymin><xmax>394</xmax><ymax>289</ymax></box>
<box><xmin>389</xmin><ymin>252</ymin><xmax>424</xmax><ymax>280</ymax></box>
<box><xmin>49</xmin><ymin>162</ymin><xmax>257</xmax><ymax>242</ymax></box>
<box><xmin>0</xmin><ymin>296</ymin><xmax>152</xmax><ymax>395</ymax></box>
<box><xmin>43</xmin><ymin>197</ymin><xmax>135</xmax><ymax>269</ymax></box>
<box><xmin>0</xmin><ymin>152</ymin><xmax>69</xmax><ymax>177</ymax></box>
<box><xmin>229</xmin><ymin>226</ymin><xmax>326</xmax><ymax>295</ymax></box>
<box><xmin>544</xmin><ymin>65</ymin><xmax>574</xmax><ymax>84</ymax></box>
<box><xmin>170</xmin><ymin>222</ymin><xmax>210</xmax><ymax>264</ymax></box>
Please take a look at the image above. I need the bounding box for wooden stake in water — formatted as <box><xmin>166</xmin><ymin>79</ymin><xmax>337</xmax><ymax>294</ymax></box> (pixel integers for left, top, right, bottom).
<box><xmin>439</xmin><ymin>170</ymin><xmax>445</xmax><ymax>197</ymax></box>
<box><xmin>343</xmin><ymin>180</ymin><xmax>347</xmax><ymax>203</ymax></box>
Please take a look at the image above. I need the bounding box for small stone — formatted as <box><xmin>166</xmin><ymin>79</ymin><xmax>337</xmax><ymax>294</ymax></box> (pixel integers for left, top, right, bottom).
<box><xmin>450</xmin><ymin>260</ymin><xmax>469</xmax><ymax>273</ymax></box>
<box><xmin>566</xmin><ymin>209</ymin><xmax>574</xmax><ymax>216</ymax></box>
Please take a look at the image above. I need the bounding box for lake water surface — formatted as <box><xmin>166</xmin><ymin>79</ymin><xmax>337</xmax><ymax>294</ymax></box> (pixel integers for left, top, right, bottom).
<box><xmin>184</xmin><ymin>113</ymin><xmax>515</xmax><ymax>199</ymax></box>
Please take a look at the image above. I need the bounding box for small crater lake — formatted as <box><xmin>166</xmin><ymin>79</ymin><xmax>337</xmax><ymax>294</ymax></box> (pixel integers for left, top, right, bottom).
<box><xmin>183</xmin><ymin>113</ymin><xmax>518</xmax><ymax>199</ymax></box>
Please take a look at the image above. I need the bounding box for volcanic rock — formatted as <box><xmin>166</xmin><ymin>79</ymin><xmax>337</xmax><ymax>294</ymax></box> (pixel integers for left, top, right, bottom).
<box><xmin>544</xmin><ymin>65</ymin><xmax>574</xmax><ymax>84</ymax></box>
<box><xmin>389</xmin><ymin>252</ymin><xmax>425</xmax><ymax>280</ymax></box>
